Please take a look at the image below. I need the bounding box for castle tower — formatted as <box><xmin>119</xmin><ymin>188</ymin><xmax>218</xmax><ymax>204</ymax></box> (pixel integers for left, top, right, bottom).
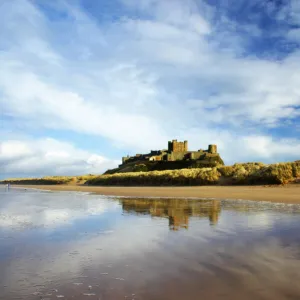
<box><xmin>184</xmin><ymin>140</ymin><xmax>188</xmax><ymax>152</ymax></box>
<box><xmin>122</xmin><ymin>155</ymin><xmax>130</xmax><ymax>164</ymax></box>
<box><xmin>168</xmin><ymin>140</ymin><xmax>174</xmax><ymax>152</ymax></box>
<box><xmin>208</xmin><ymin>144</ymin><xmax>217</xmax><ymax>154</ymax></box>
<box><xmin>168</xmin><ymin>139</ymin><xmax>187</xmax><ymax>153</ymax></box>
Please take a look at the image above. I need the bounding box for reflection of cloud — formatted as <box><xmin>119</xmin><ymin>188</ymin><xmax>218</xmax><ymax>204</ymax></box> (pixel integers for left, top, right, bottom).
<box><xmin>246</xmin><ymin>213</ymin><xmax>274</xmax><ymax>229</ymax></box>
<box><xmin>0</xmin><ymin>189</ymin><xmax>169</xmax><ymax>295</ymax></box>
<box><xmin>0</xmin><ymin>214</ymin><xmax>32</xmax><ymax>227</ymax></box>
<box><xmin>3</xmin><ymin>214</ymin><xmax>300</xmax><ymax>299</ymax></box>
<box><xmin>2</xmin><ymin>190</ymin><xmax>300</xmax><ymax>299</ymax></box>
<box><xmin>159</xmin><ymin>236</ymin><xmax>300</xmax><ymax>299</ymax></box>
<box><xmin>219</xmin><ymin>200</ymin><xmax>300</xmax><ymax>232</ymax></box>
<box><xmin>43</xmin><ymin>209</ymin><xmax>71</xmax><ymax>224</ymax></box>
<box><xmin>0</xmin><ymin>189</ymin><xmax>118</xmax><ymax>229</ymax></box>
<box><xmin>1</xmin><ymin>212</ymin><xmax>168</xmax><ymax>296</ymax></box>
<box><xmin>218</xmin><ymin>212</ymin><xmax>275</xmax><ymax>232</ymax></box>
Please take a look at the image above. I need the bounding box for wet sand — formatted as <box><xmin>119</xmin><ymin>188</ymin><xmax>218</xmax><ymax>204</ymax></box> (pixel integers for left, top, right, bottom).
<box><xmin>1</xmin><ymin>187</ymin><xmax>300</xmax><ymax>300</ymax></box>
<box><xmin>13</xmin><ymin>184</ymin><xmax>300</xmax><ymax>203</ymax></box>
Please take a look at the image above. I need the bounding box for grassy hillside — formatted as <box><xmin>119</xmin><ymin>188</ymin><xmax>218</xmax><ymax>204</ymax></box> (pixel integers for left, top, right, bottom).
<box><xmin>104</xmin><ymin>154</ymin><xmax>225</xmax><ymax>174</ymax></box>
<box><xmin>1</xmin><ymin>161</ymin><xmax>299</xmax><ymax>186</ymax></box>
<box><xmin>87</xmin><ymin>161</ymin><xmax>300</xmax><ymax>186</ymax></box>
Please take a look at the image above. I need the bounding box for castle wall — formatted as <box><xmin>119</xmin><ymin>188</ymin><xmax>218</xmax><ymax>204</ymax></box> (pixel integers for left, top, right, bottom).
<box><xmin>149</xmin><ymin>155</ymin><xmax>162</xmax><ymax>161</ymax></box>
<box><xmin>169</xmin><ymin>152</ymin><xmax>186</xmax><ymax>161</ymax></box>
<box><xmin>189</xmin><ymin>151</ymin><xmax>204</xmax><ymax>160</ymax></box>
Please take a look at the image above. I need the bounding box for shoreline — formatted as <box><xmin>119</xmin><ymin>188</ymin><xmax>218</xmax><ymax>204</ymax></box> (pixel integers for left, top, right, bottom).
<box><xmin>10</xmin><ymin>184</ymin><xmax>300</xmax><ymax>204</ymax></box>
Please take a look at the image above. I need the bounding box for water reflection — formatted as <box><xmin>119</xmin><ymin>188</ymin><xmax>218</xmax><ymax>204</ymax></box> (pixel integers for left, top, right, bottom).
<box><xmin>1</xmin><ymin>187</ymin><xmax>300</xmax><ymax>300</ymax></box>
<box><xmin>119</xmin><ymin>198</ymin><xmax>221</xmax><ymax>229</ymax></box>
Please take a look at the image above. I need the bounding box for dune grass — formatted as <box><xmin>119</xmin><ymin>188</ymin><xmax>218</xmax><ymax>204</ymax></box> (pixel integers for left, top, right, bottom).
<box><xmin>86</xmin><ymin>161</ymin><xmax>300</xmax><ymax>186</ymax></box>
<box><xmin>1</xmin><ymin>161</ymin><xmax>299</xmax><ymax>186</ymax></box>
<box><xmin>1</xmin><ymin>174</ymin><xmax>97</xmax><ymax>185</ymax></box>
<box><xmin>87</xmin><ymin>167</ymin><xmax>221</xmax><ymax>186</ymax></box>
<box><xmin>1</xmin><ymin>176</ymin><xmax>74</xmax><ymax>185</ymax></box>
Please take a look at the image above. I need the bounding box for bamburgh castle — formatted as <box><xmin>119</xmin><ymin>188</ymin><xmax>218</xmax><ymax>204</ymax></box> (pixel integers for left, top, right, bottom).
<box><xmin>121</xmin><ymin>140</ymin><xmax>218</xmax><ymax>166</ymax></box>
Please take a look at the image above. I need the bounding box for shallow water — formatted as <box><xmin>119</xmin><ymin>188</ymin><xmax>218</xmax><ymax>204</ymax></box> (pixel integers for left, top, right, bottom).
<box><xmin>1</xmin><ymin>187</ymin><xmax>300</xmax><ymax>300</ymax></box>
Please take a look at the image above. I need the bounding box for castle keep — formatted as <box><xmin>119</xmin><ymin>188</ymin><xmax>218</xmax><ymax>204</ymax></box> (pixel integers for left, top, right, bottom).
<box><xmin>121</xmin><ymin>140</ymin><xmax>218</xmax><ymax>166</ymax></box>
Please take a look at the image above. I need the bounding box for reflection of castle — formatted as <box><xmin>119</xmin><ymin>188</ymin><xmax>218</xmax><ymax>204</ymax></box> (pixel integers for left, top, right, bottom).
<box><xmin>120</xmin><ymin>198</ymin><xmax>221</xmax><ymax>230</ymax></box>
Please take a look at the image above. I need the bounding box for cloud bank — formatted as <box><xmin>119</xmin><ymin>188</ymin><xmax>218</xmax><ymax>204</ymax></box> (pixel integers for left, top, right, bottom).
<box><xmin>0</xmin><ymin>0</ymin><xmax>299</xmax><ymax>177</ymax></box>
<box><xmin>0</xmin><ymin>138</ymin><xmax>119</xmax><ymax>177</ymax></box>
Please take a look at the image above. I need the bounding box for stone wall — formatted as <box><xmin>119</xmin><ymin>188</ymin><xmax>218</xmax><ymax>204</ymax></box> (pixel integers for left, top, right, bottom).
<box><xmin>169</xmin><ymin>152</ymin><xmax>186</xmax><ymax>161</ymax></box>
<box><xmin>189</xmin><ymin>151</ymin><xmax>204</xmax><ymax>160</ymax></box>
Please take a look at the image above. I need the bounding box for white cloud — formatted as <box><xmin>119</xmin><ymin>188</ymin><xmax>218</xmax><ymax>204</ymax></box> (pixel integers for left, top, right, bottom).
<box><xmin>0</xmin><ymin>59</ymin><xmax>169</xmax><ymax>150</ymax></box>
<box><xmin>183</xmin><ymin>129</ymin><xmax>300</xmax><ymax>164</ymax></box>
<box><xmin>289</xmin><ymin>0</ymin><xmax>300</xmax><ymax>25</ymax></box>
<box><xmin>0</xmin><ymin>138</ymin><xmax>119</xmax><ymax>177</ymax></box>
<box><xmin>0</xmin><ymin>0</ymin><xmax>299</xmax><ymax>175</ymax></box>
<box><xmin>287</xmin><ymin>28</ymin><xmax>300</xmax><ymax>42</ymax></box>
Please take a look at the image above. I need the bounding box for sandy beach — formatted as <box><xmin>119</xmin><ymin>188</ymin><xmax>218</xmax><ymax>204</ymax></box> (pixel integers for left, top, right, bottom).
<box><xmin>13</xmin><ymin>184</ymin><xmax>300</xmax><ymax>204</ymax></box>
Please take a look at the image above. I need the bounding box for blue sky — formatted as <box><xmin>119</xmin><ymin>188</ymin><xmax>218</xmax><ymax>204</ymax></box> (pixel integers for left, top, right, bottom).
<box><xmin>0</xmin><ymin>0</ymin><xmax>300</xmax><ymax>178</ymax></box>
